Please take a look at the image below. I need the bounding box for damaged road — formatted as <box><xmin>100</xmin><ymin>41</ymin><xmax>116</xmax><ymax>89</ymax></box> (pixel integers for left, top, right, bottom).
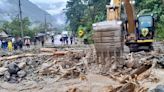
<box><xmin>0</xmin><ymin>45</ymin><xmax>164</xmax><ymax>92</ymax></box>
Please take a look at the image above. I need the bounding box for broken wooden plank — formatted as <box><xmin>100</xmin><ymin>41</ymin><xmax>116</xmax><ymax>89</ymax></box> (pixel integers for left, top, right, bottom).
<box><xmin>118</xmin><ymin>83</ymin><xmax>135</xmax><ymax>92</ymax></box>
<box><xmin>54</xmin><ymin>51</ymin><xmax>69</xmax><ymax>56</ymax></box>
<box><xmin>0</xmin><ymin>53</ymin><xmax>54</xmax><ymax>61</ymax></box>
<box><xmin>120</xmin><ymin>64</ymin><xmax>152</xmax><ymax>83</ymax></box>
<box><xmin>40</xmin><ymin>48</ymin><xmax>57</xmax><ymax>52</ymax></box>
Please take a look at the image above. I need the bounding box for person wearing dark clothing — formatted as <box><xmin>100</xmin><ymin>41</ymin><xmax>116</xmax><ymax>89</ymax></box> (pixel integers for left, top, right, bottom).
<box><xmin>34</xmin><ymin>38</ymin><xmax>37</xmax><ymax>46</ymax></box>
<box><xmin>51</xmin><ymin>36</ymin><xmax>54</xmax><ymax>44</ymax></box>
<box><xmin>70</xmin><ymin>36</ymin><xmax>73</xmax><ymax>45</ymax></box>
<box><xmin>41</xmin><ymin>38</ymin><xmax>44</xmax><ymax>47</ymax></box>
<box><xmin>18</xmin><ymin>40</ymin><xmax>23</xmax><ymax>50</ymax></box>
<box><xmin>13</xmin><ymin>42</ymin><xmax>18</xmax><ymax>50</ymax></box>
<box><xmin>66</xmin><ymin>36</ymin><xmax>68</xmax><ymax>45</ymax></box>
<box><xmin>2</xmin><ymin>40</ymin><xmax>5</xmax><ymax>50</ymax></box>
<box><xmin>4</xmin><ymin>41</ymin><xmax>8</xmax><ymax>50</ymax></box>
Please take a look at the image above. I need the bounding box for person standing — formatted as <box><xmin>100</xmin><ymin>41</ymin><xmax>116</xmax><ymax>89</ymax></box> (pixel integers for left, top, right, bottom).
<box><xmin>13</xmin><ymin>41</ymin><xmax>18</xmax><ymax>50</ymax></box>
<box><xmin>41</xmin><ymin>37</ymin><xmax>45</xmax><ymax>47</ymax></box>
<box><xmin>25</xmin><ymin>39</ymin><xmax>31</xmax><ymax>48</ymax></box>
<box><xmin>0</xmin><ymin>40</ymin><xmax>2</xmax><ymax>49</ymax></box>
<box><xmin>2</xmin><ymin>40</ymin><xmax>5</xmax><ymax>50</ymax></box>
<box><xmin>34</xmin><ymin>38</ymin><xmax>37</xmax><ymax>46</ymax></box>
<box><xmin>70</xmin><ymin>36</ymin><xmax>73</xmax><ymax>45</ymax></box>
<box><xmin>12</xmin><ymin>37</ymin><xmax>15</xmax><ymax>43</ymax></box>
<box><xmin>18</xmin><ymin>39</ymin><xmax>23</xmax><ymax>50</ymax></box>
<box><xmin>51</xmin><ymin>36</ymin><xmax>54</xmax><ymax>44</ymax></box>
<box><xmin>66</xmin><ymin>36</ymin><xmax>68</xmax><ymax>45</ymax></box>
<box><xmin>8</xmin><ymin>40</ymin><xmax>13</xmax><ymax>52</ymax></box>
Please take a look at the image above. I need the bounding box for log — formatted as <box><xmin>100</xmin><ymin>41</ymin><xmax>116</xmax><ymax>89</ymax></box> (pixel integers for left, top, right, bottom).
<box><xmin>54</xmin><ymin>51</ymin><xmax>69</xmax><ymax>56</ymax></box>
<box><xmin>120</xmin><ymin>64</ymin><xmax>152</xmax><ymax>83</ymax></box>
<box><xmin>40</xmin><ymin>48</ymin><xmax>57</xmax><ymax>52</ymax></box>
<box><xmin>118</xmin><ymin>83</ymin><xmax>135</xmax><ymax>92</ymax></box>
<box><xmin>0</xmin><ymin>53</ymin><xmax>54</xmax><ymax>61</ymax></box>
<box><xmin>55</xmin><ymin>66</ymin><xmax>76</xmax><ymax>82</ymax></box>
<box><xmin>55</xmin><ymin>62</ymin><xmax>84</xmax><ymax>82</ymax></box>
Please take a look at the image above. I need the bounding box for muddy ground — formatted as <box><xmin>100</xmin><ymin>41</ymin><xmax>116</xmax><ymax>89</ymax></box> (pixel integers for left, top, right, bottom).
<box><xmin>0</xmin><ymin>43</ymin><xmax>164</xmax><ymax>92</ymax></box>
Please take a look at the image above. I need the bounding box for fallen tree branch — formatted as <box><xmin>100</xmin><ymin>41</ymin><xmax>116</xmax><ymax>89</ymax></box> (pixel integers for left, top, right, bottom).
<box><xmin>40</xmin><ymin>48</ymin><xmax>57</xmax><ymax>52</ymax></box>
<box><xmin>0</xmin><ymin>53</ymin><xmax>54</xmax><ymax>61</ymax></box>
<box><xmin>55</xmin><ymin>61</ymin><xmax>85</xmax><ymax>82</ymax></box>
<box><xmin>120</xmin><ymin>64</ymin><xmax>152</xmax><ymax>83</ymax></box>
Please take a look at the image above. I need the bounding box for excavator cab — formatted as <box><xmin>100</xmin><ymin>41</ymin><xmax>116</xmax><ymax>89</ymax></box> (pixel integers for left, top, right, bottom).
<box><xmin>137</xmin><ymin>15</ymin><xmax>155</xmax><ymax>41</ymax></box>
<box><xmin>124</xmin><ymin>15</ymin><xmax>155</xmax><ymax>52</ymax></box>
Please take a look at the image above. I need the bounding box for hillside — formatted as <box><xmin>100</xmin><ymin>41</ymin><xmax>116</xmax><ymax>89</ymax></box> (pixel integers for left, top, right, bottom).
<box><xmin>0</xmin><ymin>0</ymin><xmax>55</xmax><ymax>24</ymax></box>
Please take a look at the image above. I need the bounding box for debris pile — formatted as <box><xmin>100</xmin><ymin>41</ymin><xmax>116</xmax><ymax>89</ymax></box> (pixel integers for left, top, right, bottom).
<box><xmin>0</xmin><ymin>48</ymin><xmax>88</xmax><ymax>83</ymax></box>
<box><xmin>0</xmin><ymin>46</ymin><xmax>164</xmax><ymax>92</ymax></box>
<box><xmin>92</xmin><ymin>50</ymin><xmax>164</xmax><ymax>92</ymax></box>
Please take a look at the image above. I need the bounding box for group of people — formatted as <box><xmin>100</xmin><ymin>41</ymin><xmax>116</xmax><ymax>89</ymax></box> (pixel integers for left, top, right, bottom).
<box><xmin>60</xmin><ymin>35</ymin><xmax>73</xmax><ymax>45</ymax></box>
<box><xmin>0</xmin><ymin>38</ymin><xmax>24</xmax><ymax>52</ymax></box>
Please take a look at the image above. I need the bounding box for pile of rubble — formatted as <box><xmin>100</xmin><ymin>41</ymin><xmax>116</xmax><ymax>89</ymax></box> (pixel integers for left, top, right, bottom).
<box><xmin>0</xmin><ymin>47</ymin><xmax>88</xmax><ymax>84</ymax></box>
<box><xmin>0</xmin><ymin>45</ymin><xmax>164</xmax><ymax>92</ymax></box>
<box><xmin>91</xmin><ymin>49</ymin><xmax>164</xmax><ymax>92</ymax></box>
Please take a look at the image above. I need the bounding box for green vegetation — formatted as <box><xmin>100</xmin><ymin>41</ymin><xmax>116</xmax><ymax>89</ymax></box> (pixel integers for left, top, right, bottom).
<box><xmin>1</xmin><ymin>17</ymin><xmax>44</xmax><ymax>38</ymax></box>
<box><xmin>65</xmin><ymin>0</ymin><xmax>164</xmax><ymax>42</ymax></box>
<box><xmin>136</xmin><ymin>0</ymin><xmax>164</xmax><ymax>40</ymax></box>
<box><xmin>65</xmin><ymin>0</ymin><xmax>108</xmax><ymax>43</ymax></box>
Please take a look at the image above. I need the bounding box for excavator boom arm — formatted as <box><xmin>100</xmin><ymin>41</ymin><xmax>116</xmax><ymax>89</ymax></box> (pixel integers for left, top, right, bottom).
<box><xmin>124</xmin><ymin>0</ymin><xmax>136</xmax><ymax>34</ymax></box>
<box><xmin>109</xmin><ymin>0</ymin><xmax>136</xmax><ymax>34</ymax></box>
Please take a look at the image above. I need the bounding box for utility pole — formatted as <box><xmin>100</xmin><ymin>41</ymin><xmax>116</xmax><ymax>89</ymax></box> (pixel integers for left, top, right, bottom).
<box><xmin>44</xmin><ymin>14</ymin><xmax>47</xmax><ymax>33</ymax></box>
<box><xmin>19</xmin><ymin>0</ymin><xmax>24</xmax><ymax>38</ymax></box>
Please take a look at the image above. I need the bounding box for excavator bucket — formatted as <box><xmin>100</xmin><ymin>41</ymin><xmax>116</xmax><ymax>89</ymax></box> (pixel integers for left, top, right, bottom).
<box><xmin>92</xmin><ymin>2</ymin><xmax>124</xmax><ymax>64</ymax></box>
<box><xmin>92</xmin><ymin>20</ymin><xmax>124</xmax><ymax>64</ymax></box>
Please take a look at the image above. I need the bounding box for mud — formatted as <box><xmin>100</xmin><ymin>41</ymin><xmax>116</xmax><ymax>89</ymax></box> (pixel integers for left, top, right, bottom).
<box><xmin>0</xmin><ymin>44</ymin><xmax>164</xmax><ymax>92</ymax></box>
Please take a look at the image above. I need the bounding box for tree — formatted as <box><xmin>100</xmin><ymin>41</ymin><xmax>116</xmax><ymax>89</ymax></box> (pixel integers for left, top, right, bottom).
<box><xmin>66</xmin><ymin>0</ymin><xmax>109</xmax><ymax>32</ymax></box>
<box><xmin>2</xmin><ymin>17</ymin><xmax>35</xmax><ymax>37</ymax></box>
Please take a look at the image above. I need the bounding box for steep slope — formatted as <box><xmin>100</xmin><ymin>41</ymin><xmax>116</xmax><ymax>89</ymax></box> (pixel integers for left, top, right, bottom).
<box><xmin>0</xmin><ymin>0</ymin><xmax>54</xmax><ymax>24</ymax></box>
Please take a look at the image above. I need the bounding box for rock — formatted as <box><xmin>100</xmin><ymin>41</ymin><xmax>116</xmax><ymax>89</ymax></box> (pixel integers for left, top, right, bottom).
<box><xmin>39</xmin><ymin>63</ymin><xmax>58</xmax><ymax>75</ymax></box>
<box><xmin>27</xmin><ymin>60</ymin><xmax>40</xmax><ymax>68</ymax></box>
<box><xmin>3</xmin><ymin>61</ymin><xmax>9</xmax><ymax>68</ymax></box>
<box><xmin>8</xmin><ymin>63</ymin><xmax>20</xmax><ymax>75</ymax></box>
<box><xmin>0</xmin><ymin>67</ymin><xmax>8</xmax><ymax>76</ymax></box>
<box><xmin>157</xmin><ymin>57</ymin><xmax>164</xmax><ymax>67</ymax></box>
<box><xmin>18</xmin><ymin>62</ymin><xmax>26</xmax><ymax>69</ymax></box>
<box><xmin>17</xmin><ymin>70</ymin><xmax>26</xmax><ymax>78</ymax></box>
<box><xmin>8</xmin><ymin>74</ymin><xmax>18</xmax><ymax>83</ymax></box>
<box><xmin>150</xmin><ymin>85</ymin><xmax>164</xmax><ymax>92</ymax></box>
<box><xmin>4</xmin><ymin>71</ymin><xmax>10</xmax><ymax>81</ymax></box>
<box><xmin>41</xmin><ymin>63</ymin><xmax>53</xmax><ymax>70</ymax></box>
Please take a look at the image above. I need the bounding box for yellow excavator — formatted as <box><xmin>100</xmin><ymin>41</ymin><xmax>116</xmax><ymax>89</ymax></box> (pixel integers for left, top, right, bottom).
<box><xmin>122</xmin><ymin>0</ymin><xmax>155</xmax><ymax>52</ymax></box>
<box><xmin>93</xmin><ymin>0</ymin><xmax>155</xmax><ymax>52</ymax></box>
<box><xmin>92</xmin><ymin>0</ymin><xmax>155</xmax><ymax>62</ymax></box>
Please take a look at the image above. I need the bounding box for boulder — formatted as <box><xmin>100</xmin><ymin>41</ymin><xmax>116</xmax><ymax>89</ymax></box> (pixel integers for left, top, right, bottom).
<box><xmin>4</xmin><ymin>71</ymin><xmax>10</xmax><ymax>81</ymax></box>
<box><xmin>157</xmin><ymin>57</ymin><xmax>164</xmax><ymax>67</ymax></box>
<box><xmin>0</xmin><ymin>67</ymin><xmax>8</xmax><ymax>76</ymax></box>
<box><xmin>17</xmin><ymin>70</ymin><xmax>26</xmax><ymax>78</ymax></box>
<box><xmin>150</xmin><ymin>85</ymin><xmax>164</xmax><ymax>92</ymax></box>
<box><xmin>18</xmin><ymin>62</ymin><xmax>26</xmax><ymax>69</ymax></box>
<box><xmin>8</xmin><ymin>63</ymin><xmax>20</xmax><ymax>75</ymax></box>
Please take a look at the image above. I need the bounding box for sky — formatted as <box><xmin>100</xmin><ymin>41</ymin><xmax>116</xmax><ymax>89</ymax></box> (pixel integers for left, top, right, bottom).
<box><xmin>29</xmin><ymin>0</ymin><xmax>68</xmax><ymax>15</ymax></box>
